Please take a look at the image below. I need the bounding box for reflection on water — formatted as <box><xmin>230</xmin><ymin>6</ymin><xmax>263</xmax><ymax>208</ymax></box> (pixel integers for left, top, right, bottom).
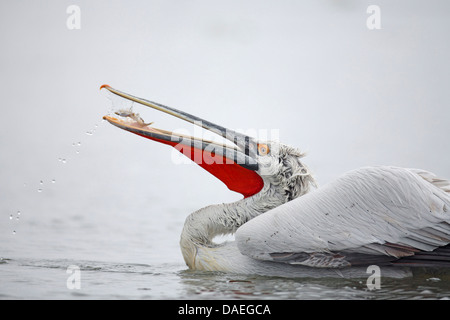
<box><xmin>1</xmin><ymin>257</ymin><xmax>449</xmax><ymax>300</ymax></box>
<box><xmin>178</xmin><ymin>268</ymin><xmax>450</xmax><ymax>300</ymax></box>
<box><xmin>2</xmin><ymin>177</ymin><xmax>450</xmax><ymax>300</ymax></box>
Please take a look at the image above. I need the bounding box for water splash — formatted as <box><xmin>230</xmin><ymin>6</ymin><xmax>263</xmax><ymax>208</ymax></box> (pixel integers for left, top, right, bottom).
<box><xmin>9</xmin><ymin>92</ymin><xmax>108</xmax><ymax>239</ymax></box>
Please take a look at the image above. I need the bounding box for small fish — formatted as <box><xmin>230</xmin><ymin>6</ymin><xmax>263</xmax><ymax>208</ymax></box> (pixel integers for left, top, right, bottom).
<box><xmin>115</xmin><ymin>109</ymin><xmax>154</xmax><ymax>126</ymax></box>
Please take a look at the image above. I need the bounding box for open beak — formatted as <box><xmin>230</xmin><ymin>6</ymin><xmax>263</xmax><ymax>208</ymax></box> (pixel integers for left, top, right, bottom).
<box><xmin>101</xmin><ymin>85</ymin><xmax>264</xmax><ymax>198</ymax></box>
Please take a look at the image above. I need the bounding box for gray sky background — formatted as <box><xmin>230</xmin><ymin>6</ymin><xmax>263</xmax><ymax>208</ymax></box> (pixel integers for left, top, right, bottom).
<box><xmin>1</xmin><ymin>1</ymin><xmax>449</xmax><ymax>241</ymax></box>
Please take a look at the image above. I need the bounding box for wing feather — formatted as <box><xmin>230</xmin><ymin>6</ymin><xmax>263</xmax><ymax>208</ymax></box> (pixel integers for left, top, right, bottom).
<box><xmin>235</xmin><ymin>166</ymin><xmax>450</xmax><ymax>268</ymax></box>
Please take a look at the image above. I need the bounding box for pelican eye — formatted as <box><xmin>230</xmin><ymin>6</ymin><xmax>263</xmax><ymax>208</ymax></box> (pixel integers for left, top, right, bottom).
<box><xmin>257</xmin><ymin>143</ymin><xmax>270</xmax><ymax>156</ymax></box>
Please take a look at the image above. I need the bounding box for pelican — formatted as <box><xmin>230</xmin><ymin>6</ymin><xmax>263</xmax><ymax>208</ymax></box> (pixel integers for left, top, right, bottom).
<box><xmin>101</xmin><ymin>85</ymin><xmax>450</xmax><ymax>278</ymax></box>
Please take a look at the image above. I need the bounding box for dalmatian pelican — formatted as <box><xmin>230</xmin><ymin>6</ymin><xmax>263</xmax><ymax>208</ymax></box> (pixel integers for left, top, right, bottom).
<box><xmin>101</xmin><ymin>85</ymin><xmax>450</xmax><ymax>278</ymax></box>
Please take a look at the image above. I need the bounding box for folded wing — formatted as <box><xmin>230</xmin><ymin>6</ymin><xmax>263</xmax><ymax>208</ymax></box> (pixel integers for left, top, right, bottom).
<box><xmin>235</xmin><ymin>166</ymin><xmax>450</xmax><ymax>268</ymax></box>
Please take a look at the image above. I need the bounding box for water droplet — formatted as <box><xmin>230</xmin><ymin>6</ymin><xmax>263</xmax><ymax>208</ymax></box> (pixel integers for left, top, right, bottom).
<box><xmin>72</xmin><ymin>143</ymin><xmax>76</xmax><ymax>147</ymax></box>
<box><xmin>17</xmin><ymin>211</ymin><xmax>21</xmax><ymax>216</ymax></box>
<box><xmin>9</xmin><ymin>215</ymin><xmax>13</xmax><ymax>220</ymax></box>
<box><xmin>40</xmin><ymin>180</ymin><xmax>44</xmax><ymax>185</ymax></box>
<box><xmin>427</xmin><ymin>277</ymin><xmax>441</xmax><ymax>282</ymax></box>
<box><xmin>86</xmin><ymin>131</ymin><xmax>93</xmax><ymax>136</ymax></box>
<box><xmin>37</xmin><ymin>188</ymin><xmax>42</xmax><ymax>193</ymax></box>
<box><xmin>52</xmin><ymin>179</ymin><xmax>56</xmax><ymax>184</ymax></box>
<box><xmin>12</xmin><ymin>231</ymin><xmax>16</xmax><ymax>235</ymax></box>
<box><xmin>62</xmin><ymin>159</ymin><xmax>67</xmax><ymax>164</ymax></box>
<box><xmin>78</xmin><ymin>142</ymin><xmax>81</xmax><ymax>146</ymax></box>
<box><xmin>16</xmin><ymin>216</ymin><xmax>19</xmax><ymax>221</ymax></box>
<box><xmin>76</xmin><ymin>150</ymin><xmax>80</xmax><ymax>154</ymax></box>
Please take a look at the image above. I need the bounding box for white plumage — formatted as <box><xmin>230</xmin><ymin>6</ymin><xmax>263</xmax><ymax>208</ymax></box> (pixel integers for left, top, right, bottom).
<box><xmin>101</xmin><ymin>85</ymin><xmax>450</xmax><ymax>278</ymax></box>
<box><xmin>180</xmin><ymin>146</ymin><xmax>450</xmax><ymax>278</ymax></box>
<box><xmin>236</xmin><ymin>166</ymin><xmax>450</xmax><ymax>268</ymax></box>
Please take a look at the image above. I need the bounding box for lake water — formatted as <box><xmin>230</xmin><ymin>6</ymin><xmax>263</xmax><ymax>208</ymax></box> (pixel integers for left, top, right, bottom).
<box><xmin>1</xmin><ymin>115</ymin><xmax>450</xmax><ymax>302</ymax></box>
<box><xmin>1</xmin><ymin>1</ymin><xmax>450</xmax><ymax>302</ymax></box>
<box><xmin>2</xmin><ymin>178</ymin><xmax>450</xmax><ymax>300</ymax></box>
<box><xmin>2</xmin><ymin>255</ymin><xmax>450</xmax><ymax>300</ymax></box>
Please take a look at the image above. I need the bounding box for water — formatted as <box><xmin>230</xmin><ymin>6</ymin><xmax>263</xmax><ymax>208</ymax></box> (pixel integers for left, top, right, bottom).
<box><xmin>1</xmin><ymin>95</ymin><xmax>449</xmax><ymax>301</ymax></box>
<box><xmin>1</xmin><ymin>128</ymin><xmax>450</xmax><ymax>300</ymax></box>
<box><xmin>2</xmin><ymin>186</ymin><xmax>450</xmax><ymax>300</ymax></box>
<box><xmin>1</xmin><ymin>86</ymin><xmax>449</xmax><ymax>302</ymax></box>
<box><xmin>2</xmin><ymin>257</ymin><xmax>450</xmax><ymax>300</ymax></box>
<box><xmin>1</xmin><ymin>1</ymin><xmax>450</xmax><ymax>300</ymax></box>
